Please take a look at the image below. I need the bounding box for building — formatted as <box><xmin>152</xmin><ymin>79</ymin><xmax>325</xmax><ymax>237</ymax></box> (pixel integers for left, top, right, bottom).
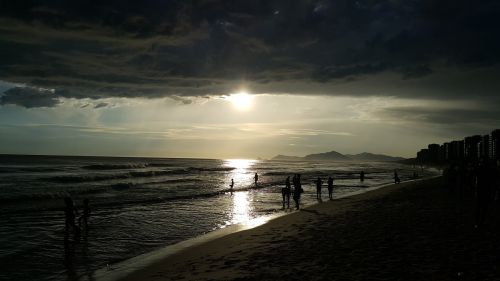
<box><xmin>447</xmin><ymin>140</ymin><xmax>464</xmax><ymax>162</ymax></box>
<box><xmin>464</xmin><ymin>135</ymin><xmax>482</xmax><ymax>161</ymax></box>
<box><xmin>416</xmin><ymin>129</ymin><xmax>499</xmax><ymax>164</ymax></box>
<box><xmin>438</xmin><ymin>144</ymin><xmax>445</xmax><ymax>163</ymax></box>
<box><xmin>478</xmin><ymin>134</ymin><xmax>490</xmax><ymax>159</ymax></box>
<box><xmin>427</xmin><ymin>144</ymin><xmax>440</xmax><ymax>163</ymax></box>
<box><xmin>417</xmin><ymin>149</ymin><xmax>429</xmax><ymax>163</ymax></box>
<box><xmin>491</xmin><ymin>129</ymin><xmax>500</xmax><ymax>160</ymax></box>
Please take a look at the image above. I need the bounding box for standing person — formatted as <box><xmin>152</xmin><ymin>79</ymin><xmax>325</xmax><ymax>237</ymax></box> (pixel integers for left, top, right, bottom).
<box><xmin>394</xmin><ymin>170</ymin><xmax>401</xmax><ymax>184</ymax></box>
<box><xmin>64</xmin><ymin>197</ymin><xmax>80</xmax><ymax>241</ymax></box>
<box><xmin>327</xmin><ymin>176</ymin><xmax>334</xmax><ymax>199</ymax></box>
<box><xmin>293</xmin><ymin>174</ymin><xmax>303</xmax><ymax>210</ymax></box>
<box><xmin>315</xmin><ymin>177</ymin><xmax>323</xmax><ymax>199</ymax></box>
<box><xmin>78</xmin><ymin>199</ymin><xmax>91</xmax><ymax>231</ymax></box>
<box><xmin>254</xmin><ymin>173</ymin><xmax>259</xmax><ymax>186</ymax></box>
<box><xmin>229</xmin><ymin>178</ymin><xmax>234</xmax><ymax>193</ymax></box>
<box><xmin>360</xmin><ymin>171</ymin><xmax>365</xmax><ymax>182</ymax></box>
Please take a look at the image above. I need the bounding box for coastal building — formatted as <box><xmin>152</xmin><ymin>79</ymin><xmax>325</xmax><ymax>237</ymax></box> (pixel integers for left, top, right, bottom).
<box><xmin>415</xmin><ymin>129</ymin><xmax>499</xmax><ymax>164</ymax></box>
<box><xmin>438</xmin><ymin>144</ymin><xmax>445</xmax><ymax>163</ymax></box>
<box><xmin>491</xmin><ymin>129</ymin><xmax>500</xmax><ymax>160</ymax></box>
<box><xmin>443</xmin><ymin>142</ymin><xmax>451</xmax><ymax>161</ymax></box>
<box><xmin>447</xmin><ymin>140</ymin><xmax>465</xmax><ymax>162</ymax></box>
<box><xmin>417</xmin><ymin>148</ymin><xmax>429</xmax><ymax>163</ymax></box>
<box><xmin>464</xmin><ymin>135</ymin><xmax>481</xmax><ymax>161</ymax></box>
<box><xmin>427</xmin><ymin>144</ymin><xmax>440</xmax><ymax>163</ymax></box>
<box><xmin>479</xmin><ymin>134</ymin><xmax>490</xmax><ymax>159</ymax></box>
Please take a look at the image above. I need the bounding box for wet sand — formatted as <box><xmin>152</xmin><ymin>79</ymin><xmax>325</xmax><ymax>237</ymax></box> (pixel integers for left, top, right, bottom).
<box><xmin>118</xmin><ymin>178</ymin><xmax>500</xmax><ymax>281</ymax></box>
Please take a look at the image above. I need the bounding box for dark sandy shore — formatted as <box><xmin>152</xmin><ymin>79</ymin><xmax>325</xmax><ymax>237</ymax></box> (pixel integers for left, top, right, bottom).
<box><xmin>119</xmin><ymin>178</ymin><xmax>500</xmax><ymax>281</ymax></box>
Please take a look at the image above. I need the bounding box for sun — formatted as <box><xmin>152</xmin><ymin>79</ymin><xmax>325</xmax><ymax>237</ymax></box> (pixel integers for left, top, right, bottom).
<box><xmin>228</xmin><ymin>91</ymin><xmax>254</xmax><ymax>111</ymax></box>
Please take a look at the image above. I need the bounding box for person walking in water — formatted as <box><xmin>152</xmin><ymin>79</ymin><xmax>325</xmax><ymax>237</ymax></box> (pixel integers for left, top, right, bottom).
<box><xmin>394</xmin><ymin>170</ymin><xmax>401</xmax><ymax>184</ymax></box>
<box><xmin>254</xmin><ymin>173</ymin><xmax>259</xmax><ymax>186</ymax></box>
<box><xmin>327</xmin><ymin>176</ymin><xmax>334</xmax><ymax>199</ymax></box>
<box><xmin>293</xmin><ymin>174</ymin><xmax>303</xmax><ymax>210</ymax></box>
<box><xmin>78</xmin><ymin>199</ymin><xmax>91</xmax><ymax>231</ymax></box>
<box><xmin>360</xmin><ymin>171</ymin><xmax>365</xmax><ymax>182</ymax></box>
<box><xmin>316</xmin><ymin>177</ymin><xmax>323</xmax><ymax>199</ymax></box>
<box><xmin>282</xmin><ymin>176</ymin><xmax>291</xmax><ymax>209</ymax></box>
<box><xmin>229</xmin><ymin>179</ymin><xmax>234</xmax><ymax>193</ymax></box>
<box><xmin>64</xmin><ymin>197</ymin><xmax>80</xmax><ymax>241</ymax></box>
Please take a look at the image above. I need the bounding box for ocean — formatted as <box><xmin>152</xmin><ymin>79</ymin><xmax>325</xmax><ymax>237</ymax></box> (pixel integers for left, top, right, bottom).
<box><xmin>0</xmin><ymin>155</ymin><xmax>437</xmax><ymax>281</ymax></box>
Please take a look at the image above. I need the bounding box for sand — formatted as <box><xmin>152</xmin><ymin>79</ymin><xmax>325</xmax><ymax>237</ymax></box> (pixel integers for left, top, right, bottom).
<box><xmin>118</xmin><ymin>178</ymin><xmax>500</xmax><ymax>281</ymax></box>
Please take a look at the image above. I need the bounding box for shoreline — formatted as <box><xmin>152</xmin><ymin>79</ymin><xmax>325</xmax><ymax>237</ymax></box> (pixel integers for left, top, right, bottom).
<box><xmin>94</xmin><ymin>177</ymin><xmax>436</xmax><ymax>281</ymax></box>
<box><xmin>109</xmin><ymin>173</ymin><xmax>500</xmax><ymax>281</ymax></box>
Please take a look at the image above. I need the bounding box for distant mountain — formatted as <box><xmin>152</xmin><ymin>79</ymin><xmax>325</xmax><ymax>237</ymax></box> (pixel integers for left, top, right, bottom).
<box><xmin>345</xmin><ymin>152</ymin><xmax>405</xmax><ymax>162</ymax></box>
<box><xmin>304</xmin><ymin>150</ymin><xmax>350</xmax><ymax>161</ymax></box>
<box><xmin>271</xmin><ymin>151</ymin><xmax>405</xmax><ymax>162</ymax></box>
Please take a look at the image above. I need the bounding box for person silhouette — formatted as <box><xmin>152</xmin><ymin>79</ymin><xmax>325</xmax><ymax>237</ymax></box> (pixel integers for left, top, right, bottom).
<box><xmin>229</xmin><ymin>179</ymin><xmax>234</xmax><ymax>191</ymax></box>
<box><xmin>394</xmin><ymin>170</ymin><xmax>400</xmax><ymax>184</ymax></box>
<box><xmin>327</xmin><ymin>176</ymin><xmax>334</xmax><ymax>199</ymax></box>
<box><xmin>293</xmin><ymin>174</ymin><xmax>303</xmax><ymax>210</ymax></box>
<box><xmin>64</xmin><ymin>197</ymin><xmax>80</xmax><ymax>242</ymax></box>
<box><xmin>78</xmin><ymin>199</ymin><xmax>91</xmax><ymax>231</ymax></box>
<box><xmin>360</xmin><ymin>171</ymin><xmax>365</xmax><ymax>182</ymax></box>
<box><xmin>254</xmin><ymin>173</ymin><xmax>259</xmax><ymax>186</ymax></box>
<box><xmin>315</xmin><ymin>177</ymin><xmax>323</xmax><ymax>199</ymax></box>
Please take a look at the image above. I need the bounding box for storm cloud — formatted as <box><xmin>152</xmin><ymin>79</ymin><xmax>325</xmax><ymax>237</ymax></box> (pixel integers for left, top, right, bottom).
<box><xmin>1</xmin><ymin>0</ymin><xmax>500</xmax><ymax>105</ymax></box>
<box><xmin>0</xmin><ymin>86</ymin><xmax>60</xmax><ymax>108</ymax></box>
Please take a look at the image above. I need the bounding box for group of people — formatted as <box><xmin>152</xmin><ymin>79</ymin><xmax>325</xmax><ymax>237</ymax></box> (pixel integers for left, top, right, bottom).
<box><xmin>284</xmin><ymin>170</ymin><xmax>405</xmax><ymax>209</ymax></box>
<box><xmin>281</xmin><ymin>174</ymin><xmax>338</xmax><ymax>209</ymax></box>
<box><xmin>64</xmin><ymin>197</ymin><xmax>91</xmax><ymax>242</ymax></box>
<box><xmin>281</xmin><ymin>174</ymin><xmax>304</xmax><ymax>209</ymax></box>
<box><xmin>285</xmin><ymin>174</ymin><xmax>304</xmax><ymax>209</ymax></box>
<box><xmin>313</xmin><ymin>176</ymin><xmax>335</xmax><ymax>200</ymax></box>
<box><xmin>443</xmin><ymin>158</ymin><xmax>500</xmax><ymax>228</ymax></box>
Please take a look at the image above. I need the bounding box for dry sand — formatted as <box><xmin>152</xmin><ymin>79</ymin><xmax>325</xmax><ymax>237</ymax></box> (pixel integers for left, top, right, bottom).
<box><xmin>119</xmin><ymin>178</ymin><xmax>500</xmax><ymax>281</ymax></box>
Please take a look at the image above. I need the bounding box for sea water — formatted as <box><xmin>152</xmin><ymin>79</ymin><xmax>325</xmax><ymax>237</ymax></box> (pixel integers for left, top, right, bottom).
<box><xmin>0</xmin><ymin>155</ymin><xmax>437</xmax><ymax>281</ymax></box>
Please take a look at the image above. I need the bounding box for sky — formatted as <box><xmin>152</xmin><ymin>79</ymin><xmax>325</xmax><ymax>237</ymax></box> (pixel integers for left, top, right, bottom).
<box><xmin>1</xmin><ymin>0</ymin><xmax>500</xmax><ymax>159</ymax></box>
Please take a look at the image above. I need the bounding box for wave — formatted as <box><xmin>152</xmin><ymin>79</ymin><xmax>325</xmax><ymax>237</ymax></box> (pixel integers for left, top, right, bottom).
<box><xmin>0</xmin><ymin>167</ymin><xmax>68</xmax><ymax>173</ymax></box>
<box><xmin>81</xmin><ymin>163</ymin><xmax>233</xmax><ymax>171</ymax></box>
<box><xmin>0</xmin><ymin>181</ymin><xmax>274</xmax><ymax>214</ymax></box>
<box><xmin>44</xmin><ymin>166</ymin><xmax>235</xmax><ymax>183</ymax></box>
<box><xmin>82</xmin><ymin>164</ymin><xmax>148</xmax><ymax>170</ymax></box>
<box><xmin>47</xmin><ymin>173</ymin><xmax>132</xmax><ymax>183</ymax></box>
<box><xmin>45</xmin><ymin>170</ymin><xmax>180</xmax><ymax>183</ymax></box>
<box><xmin>186</xmin><ymin>167</ymin><xmax>235</xmax><ymax>172</ymax></box>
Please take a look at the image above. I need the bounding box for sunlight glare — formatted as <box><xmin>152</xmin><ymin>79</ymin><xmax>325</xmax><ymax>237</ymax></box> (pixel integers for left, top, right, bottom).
<box><xmin>223</xmin><ymin>158</ymin><xmax>258</xmax><ymax>185</ymax></box>
<box><xmin>231</xmin><ymin>191</ymin><xmax>251</xmax><ymax>224</ymax></box>
<box><xmin>228</xmin><ymin>91</ymin><xmax>253</xmax><ymax>111</ymax></box>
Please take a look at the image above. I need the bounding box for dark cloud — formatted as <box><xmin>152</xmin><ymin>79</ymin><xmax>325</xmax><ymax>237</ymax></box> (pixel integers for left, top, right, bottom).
<box><xmin>93</xmin><ymin>102</ymin><xmax>109</xmax><ymax>109</ymax></box>
<box><xmin>0</xmin><ymin>87</ymin><xmax>60</xmax><ymax>108</ymax></box>
<box><xmin>378</xmin><ymin>106</ymin><xmax>500</xmax><ymax>125</ymax></box>
<box><xmin>170</xmin><ymin>96</ymin><xmax>194</xmax><ymax>105</ymax></box>
<box><xmin>1</xmin><ymin>0</ymin><xmax>500</xmax><ymax>105</ymax></box>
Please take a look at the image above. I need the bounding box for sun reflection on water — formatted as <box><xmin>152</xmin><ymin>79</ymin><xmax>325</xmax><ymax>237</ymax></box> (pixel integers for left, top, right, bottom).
<box><xmin>222</xmin><ymin>159</ymin><xmax>262</xmax><ymax>227</ymax></box>
<box><xmin>223</xmin><ymin>159</ymin><xmax>258</xmax><ymax>189</ymax></box>
<box><xmin>224</xmin><ymin>158</ymin><xmax>257</xmax><ymax>171</ymax></box>
<box><xmin>231</xmin><ymin>191</ymin><xmax>251</xmax><ymax>224</ymax></box>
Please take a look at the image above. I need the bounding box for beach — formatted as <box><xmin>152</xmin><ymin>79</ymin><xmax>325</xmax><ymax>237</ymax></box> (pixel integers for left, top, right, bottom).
<box><xmin>118</xmin><ymin>177</ymin><xmax>500</xmax><ymax>281</ymax></box>
<box><xmin>1</xmin><ymin>156</ymin><xmax>433</xmax><ymax>281</ymax></box>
